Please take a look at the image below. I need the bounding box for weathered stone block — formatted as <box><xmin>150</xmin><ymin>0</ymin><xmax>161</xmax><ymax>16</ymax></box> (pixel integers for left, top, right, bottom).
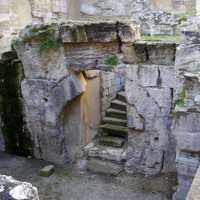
<box><xmin>0</xmin><ymin>175</ymin><xmax>39</xmax><ymax>200</ymax></box>
<box><xmin>127</xmin><ymin>105</ymin><xmax>144</xmax><ymax>130</ymax></box>
<box><xmin>84</xmin><ymin>142</ymin><xmax>127</xmax><ymax>162</ymax></box>
<box><xmin>17</xmin><ymin>46</ymin><xmax>67</xmax><ymax>80</ymax></box>
<box><xmin>172</xmin><ymin>112</ymin><xmax>200</xmax><ymax>132</ymax></box>
<box><xmin>176</xmin><ymin>156</ymin><xmax>199</xmax><ymax>178</ymax></box>
<box><xmin>39</xmin><ymin>165</ymin><xmax>55</xmax><ymax>177</ymax></box>
<box><xmin>138</xmin><ymin>64</ymin><xmax>159</xmax><ymax>87</ymax></box>
<box><xmin>87</xmin><ymin>159</ymin><xmax>123</xmax><ymax>175</ymax></box>
<box><xmin>176</xmin><ymin>132</ymin><xmax>200</xmax><ymax>153</ymax></box>
<box><xmin>159</xmin><ymin>65</ymin><xmax>177</xmax><ymax>88</ymax></box>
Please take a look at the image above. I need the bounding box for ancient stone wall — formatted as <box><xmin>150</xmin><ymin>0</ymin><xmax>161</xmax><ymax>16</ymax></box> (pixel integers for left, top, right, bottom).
<box><xmin>0</xmin><ymin>0</ymin><xmax>80</xmax><ymax>59</ymax></box>
<box><xmin>79</xmin><ymin>0</ymin><xmax>195</xmax><ymax>36</ymax></box>
<box><xmin>152</xmin><ymin>0</ymin><xmax>196</xmax><ymax>14</ymax></box>
<box><xmin>125</xmin><ymin>41</ymin><xmax>177</xmax><ymax>175</ymax></box>
<box><xmin>14</xmin><ymin>21</ymin><xmax>140</xmax><ymax>164</ymax></box>
<box><xmin>172</xmin><ymin>28</ymin><xmax>200</xmax><ymax>200</ymax></box>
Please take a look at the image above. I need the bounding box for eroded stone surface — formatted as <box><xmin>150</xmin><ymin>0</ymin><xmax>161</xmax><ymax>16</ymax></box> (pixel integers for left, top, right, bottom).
<box><xmin>0</xmin><ymin>175</ymin><xmax>39</xmax><ymax>200</ymax></box>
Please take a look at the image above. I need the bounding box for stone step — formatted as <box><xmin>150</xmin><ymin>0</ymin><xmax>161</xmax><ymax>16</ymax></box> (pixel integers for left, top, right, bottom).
<box><xmin>100</xmin><ymin>124</ymin><xmax>128</xmax><ymax>137</ymax></box>
<box><xmin>87</xmin><ymin>159</ymin><xmax>123</xmax><ymax>175</ymax></box>
<box><xmin>102</xmin><ymin>117</ymin><xmax>127</xmax><ymax>126</ymax></box>
<box><xmin>99</xmin><ymin>136</ymin><xmax>125</xmax><ymax>148</ymax></box>
<box><xmin>110</xmin><ymin>99</ymin><xmax>127</xmax><ymax>111</ymax></box>
<box><xmin>84</xmin><ymin>142</ymin><xmax>127</xmax><ymax>162</ymax></box>
<box><xmin>116</xmin><ymin>91</ymin><xmax>126</xmax><ymax>102</ymax></box>
<box><xmin>106</xmin><ymin>108</ymin><xmax>127</xmax><ymax>119</ymax></box>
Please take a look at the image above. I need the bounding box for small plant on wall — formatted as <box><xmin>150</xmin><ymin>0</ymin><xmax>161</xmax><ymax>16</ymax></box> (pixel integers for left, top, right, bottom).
<box><xmin>39</xmin><ymin>30</ymin><xmax>63</xmax><ymax>53</ymax></box>
<box><xmin>175</xmin><ymin>89</ymin><xmax>186</xmax><ymax>107</ymax></box>
<box><xmin>104</xmin><ymin>55</ymin><xmax>119</xmax><ymax>71</ymax></box>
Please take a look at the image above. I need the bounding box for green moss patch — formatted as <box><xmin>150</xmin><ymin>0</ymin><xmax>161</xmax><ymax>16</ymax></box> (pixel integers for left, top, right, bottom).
<box><xmin>104</xmin><ymin>55</ymin><xmax>119</xmax><ymax>66</ymax></box>
<box><xmin>140</xmin><ymin>35</ymin><xmax>181</xmax><ymax>43</ymax></box>
<box><xmin>39</xmin><ymin>31</ymin><xmax>63</xmax><ymax>53</ymax></box>
<box><xmin>175</xmin><ymin>89</ymin><xmax>186</xmax><ymax>107</ymax></box>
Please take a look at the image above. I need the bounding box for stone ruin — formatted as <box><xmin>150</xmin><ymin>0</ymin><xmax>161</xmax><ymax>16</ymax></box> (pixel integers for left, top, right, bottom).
<box><xmin>0</xmin><ymin>1</ymin><xmax>200</xmax><ymax>200</ymax></box>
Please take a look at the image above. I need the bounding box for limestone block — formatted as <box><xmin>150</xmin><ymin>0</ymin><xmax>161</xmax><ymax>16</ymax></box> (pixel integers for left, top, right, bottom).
<box><xmin>175</xmin><ymin>43</ymin><xmax>200</xmax><ymax>72</ymax></box>
<box><xmin>127</xmin><ymin>105</ymin><xmax>144</xmax><ymax>130</ymax></box>
<box><xmin>176</xmin><ymin>156</ymin><xmax>199</xmax><ymax>178</ymax></box>
<box><xmin>87</xmin><ymin>159</ymin><xmax>123</xmax><ymax>175</ymax></box>
<box><xmin>0</xmin><ymin>175</ymin><xmax>39</xmax><ymax>200</ymax></box>
<box><xmin>16</xmin><ymin>46</ymin><xmax>67</xmax><ymax>80</ymax></box>
<box><xmin>125</xmin><ymin>132</ymin><xmax>146</xmax><ymax>174</ymax></box>
<box><xmin>85</xmin><ymin>142</ymin><xmax>127</xmax><ymax>162</ymax></box>
<box><xmin>138</xmin><ymin>64</ymin><xmax>159</xmax><ymax>87</ymax></box>
<box><xmin>145</xmin><ymin>148</ymin><xmax>163</xmax><ymax>176</ymax></box>
<box><xmin>172</xmin><ymin>112</ymin><xmax>200</xmax><ymax>132</ymax></box>
<box><xmin>64</xmin><ymin>43</ymin><xmax>119</xmax><ymax>70</ymax></box>
<box><xmin>146</xmin><ymin>88</ymin><xmax>172</xmax><ymax>115</ymax></box>
<box><xmin>126</xmin><ymin>64</ymin><xmax>159</xmax><ymax>87</ymax></box>
<box><xmin>118</xmin><ymin>22</ymin><xmax>140</xmax><ymax>42</ymax></box>
<box><xmin>21</xmin><ymin>73</ymin><xmax>86</xmax><ymax>164</ymax></box>
<box><xmin>176</xmin><ymin>132</ymin><xmax>200</xmax><ymax>153</ymax></box>
<box><xmin>133</xmin><ymin>42</ymin><xmax>176</xmax><ymax>65</ymax></box>
<box><xmin>159</xmin><ymin>65</ymin><xmax>177</xmax><ymax>88</ymax></box>
<box><xmin>39</xmin><ymin>165</ymin><xmax>55</xmax><ymax>177</ymax></box>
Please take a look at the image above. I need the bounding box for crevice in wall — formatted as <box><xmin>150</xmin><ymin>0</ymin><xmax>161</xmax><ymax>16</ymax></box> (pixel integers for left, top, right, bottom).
<box><xmin>116</xmin><ymin>21</ymin><xmax>123</xmax><ymax>53</ymax></box>
<box><xmin>0</xmin><ymin>51</ymin><xmax>33</xmax><ymax>156</ymax></box>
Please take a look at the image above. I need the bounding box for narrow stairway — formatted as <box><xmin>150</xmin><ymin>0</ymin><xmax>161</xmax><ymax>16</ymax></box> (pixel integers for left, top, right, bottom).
<box><xmin>84</xmin><ymin>91</ymin><xmax>128</xmax><ymax>175</ymax></box>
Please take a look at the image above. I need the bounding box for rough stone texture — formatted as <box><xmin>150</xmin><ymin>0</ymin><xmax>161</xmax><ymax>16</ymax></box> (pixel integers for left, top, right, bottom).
<box><xmin>87</xmin><ymin>159</ymin><xmax>123</xmax><ymax>175</ymax></box>
<box><xmin>125</xmin><ymin>54</ymin><xmax>177</xmax><ymax>175</ymax></box>
<box><xmin>172</xmin><ymin>27</ymin><xmax>200</xmax><ymax>200</ymax></box>
<box><xmin>0</xmin><ymin>175</ymin><xmax>39</xmax><ymax>200</ymax></box>
<box><xmin>80</xmin><ymin>0</ymin><xmax>184</xmax><ymax>35</ymax></box>
<box><xmin>21</xmin><ymin>73</ymin><xmax>86</xmax><ymax>164</ymax></box>
<box><xmin>14</xmin><ymin>21</ymin><xmax>138</xmax><ymax>164</ymax></box>
<box><xmin>84</xmin><ymin>142</ymin><xmax>127</xmax><ymax>162</ymax></box>
<box><xmin>0</xmin><ymin>0</ymin><xmax>76</xmax><ymax>59</ymax></box>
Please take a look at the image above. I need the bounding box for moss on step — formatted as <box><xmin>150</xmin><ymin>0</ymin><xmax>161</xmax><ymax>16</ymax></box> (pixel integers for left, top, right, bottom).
<box><xmin>99</xmin><ymin>136</ymin><xmax>125</xmax><ymax>148</ymax></box>
<box><xmin>0</xmin><ymin>53</ymin><xmax>33</xmax><ymax>156</ymax></box>
<box><xmin>100</xmin><ymin>124</ymin><xmax>128</xmax><ymax>133</ymax></box>
<box><xmin>140</xmin><ymin>35</ymin><xmax>181</xmax><ymax>43</ymax></box>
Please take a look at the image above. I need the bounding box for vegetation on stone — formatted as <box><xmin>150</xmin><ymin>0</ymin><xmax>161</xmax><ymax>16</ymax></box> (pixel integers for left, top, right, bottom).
<box><xmin>39</xmin><ymin>31</ymin><xmax>63</xmax><ymax>53</ymax></box>
<box><xmin>104</xmin><ymin>55</ymin><xmax>119</xmax><ymax>66</ymax></box>
<box><xmin>175</xmin><ymin>89</ymin><xmax>186</xmax><ymax>107</ymax></box>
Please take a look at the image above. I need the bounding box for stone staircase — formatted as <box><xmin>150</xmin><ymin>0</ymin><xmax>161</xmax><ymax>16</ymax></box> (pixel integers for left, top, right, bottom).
<box><xmin>84</xmin><ymin>91</ymin><xmax>128</xmax><ymax>175</ymax></box>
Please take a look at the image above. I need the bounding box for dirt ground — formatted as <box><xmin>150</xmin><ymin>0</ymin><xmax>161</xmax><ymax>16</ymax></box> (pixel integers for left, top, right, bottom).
<box><xmin>0</xmin><ymin>152</ymin><xmax>176</xmax><ymax>200</ymax></box>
